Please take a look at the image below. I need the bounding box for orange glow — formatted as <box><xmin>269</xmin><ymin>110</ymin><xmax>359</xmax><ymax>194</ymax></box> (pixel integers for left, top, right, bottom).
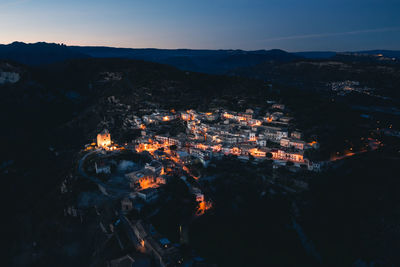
<box><xmin>196</xmin><ymin>143</ymin><xmax>208</xmax><ymax>150</ymax></box>
<box><xmin>231</xmin><ymin>147</ymin><xmax>241</xmax><ymax>155</ymax></box>
<box><xmin>212</xmin><ymin>144</ymin><xmax>222</xmax><ymax>152</ymax></box>
<box><xmin>170</xmin><ymin>109</ymin><xmax>176</xmax><ymax>113</ymax></box>
<box><xmin>266</xmin><ymin>117</ymin><xmax>273</xmax><ymax>123</ymax></box>
<box><xmin>136</xmin><ymin>136</ymin><xmax>200</xmax><ymax>180</ymax></box>
<box><xmin>140</xmin><ymin>124</ymin><xmax>146</xmax><ymax>130</ymax></box>
<box><xmin>223</xmin><ymin>112</ymin><xmax>234</xmax><ymax>119</ymax></box>
<box><xmin>138</xmin><ymin>176</ymin><xmax>160</xmax><ymax>190</ymax></box>
<box><xmin>249</xmin><ymin>148</ymin><xmax>266</xmax><ymax>157</ymax></box>
<box><xmin>330</xmin><ymin>152</ymin><xmax>351</xmax><ymax>161</ymax></box>
<box><xmin>139</xmin><ymin>178</ymin><xmax>153</xmax><ymax>189</ymax></box>
<box><xmin>163</xmin><ymin>116</ymin><xmax>170</xmax><ymax>121</ymax></box>
<box><xmin>181</xmin><ymin>113</ymin><xmax>191</xmax><ymax>121</ymax></box>
<box><xmin>182</xmin><ymin>165</ymin><xmax>190</xmax><ymax>173</ymax></box>
<box><xmin>97</xmin><ymin>132</ymin><xmax>111</xmax><ymax>148</ymax></box>
<box><xmin>197</xmin><ymin>200</ymin><xmax>212</xmax><ymax>216</ymax></box>
<box><xmin>250</xmin><ymin>120</ymin><xmax>262</xmax><ymax>127</ymax></box>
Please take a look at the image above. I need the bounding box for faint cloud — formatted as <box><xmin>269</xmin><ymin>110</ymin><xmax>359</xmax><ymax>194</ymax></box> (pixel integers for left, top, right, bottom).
<box><xmin>0</xmin><ymin>0</ymin><xmax>31</xmax><ymax>9</ymax></box>
<box><xmin>261</xmin><ymin>27</ymin><xmax>400</xmax><ymax>42</ymax></box>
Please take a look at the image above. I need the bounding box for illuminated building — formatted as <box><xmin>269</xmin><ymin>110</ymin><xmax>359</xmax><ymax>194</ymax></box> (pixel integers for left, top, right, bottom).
<box><xmin>271</xmin><ymin>149</ymin><xmax>304</xmax><ymax>162</ymax></box>
<box><xmin>97</xmin><ymin>129</ymin><xmax>111</xmax><ymax>148</ymax></box>
<box><xmin>280</xmin><ymin>138</ymin><xmax>306</xmax><ymax>150</ymax></box>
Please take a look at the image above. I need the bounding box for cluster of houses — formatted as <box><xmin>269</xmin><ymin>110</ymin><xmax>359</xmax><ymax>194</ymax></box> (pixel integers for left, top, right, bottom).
<box><xmin>86</xmin><ymin>101</ymin><xmax>324</xmax><ymax>266</ymax></box>
<box><xmin>133</xmin><ymin>105</ymin><xmax>321</xmax><ymax>171</ymax></box>
<box><xmin>90</xmin><ymin>102</ymin><xmax>321</xmax><ymax>229</ymax></box>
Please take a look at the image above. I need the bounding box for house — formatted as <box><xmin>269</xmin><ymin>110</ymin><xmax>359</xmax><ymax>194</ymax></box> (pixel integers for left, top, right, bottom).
<box><xmin>181</xmin><ymin>112</ymin><xmax>191</xmax><ymax>121</ymax></box>
<box><xmin>154</xmin><ymin>135</ymin><xmax>169</xmax><ymax>144</ymax></box>
<box><xmin>257</xmin><ymin>139</ymin><xmax>267</xmax><ymax>147</ymax></box>
<box><xmin>308</xmin><ymin>161</ymin><xmax>321</xmax><ymax>171</ymax></box>
<box><xmin>263</xmin><ymin>127</ymin><xmax>288</xmax><ymax>142</ymax></box>
<box><xmin>154</xmin><ymin>135</ymin><xmax>181</xmax><ymax>146</ymax></box>
<box><xmin>156</xmin><ymin>176</ymin><xmax>167</xmax><ymax>185</ymax></box>
<box><xmin>221</xmin><ymin>147</ymin><xmax>231</xmax><ymax>154</ymax></box>
<box><xmin>291</xmin><ymin>131</ymin><xmax>302</xmax><ymax>139</ymax></box>
<box><xmin>272</xmin><ymin>103</ymin><xmax>285</xmax><ymax>110</ymax></box>
<box><xmin>230</xmin><ymin>147</ymin><xmax>241</xmax><ymax>155</ymax></box>
<box><xmin>249</xmin><ymin>132</ymin><xmax>256</xmax><ymax>141</ymax></box>
<box><xmin>191</xmin><ymin>187</ymin><xmax>205</xmax><ymax>202</ymax></box>
<box><xmin>176</xmin><ymin>151</ymin><xmax>191</xmax><ymax>164</ymax></box>
<box><xmin>280</xmin><ymin>138</ymin><xmax>306</xmax><ymax>150</ymax></box>
<box><xmin>189</xmin><ymin>148</ymin><xmax>212</xmax><ymax>162</ymax></box>
<box><xmin>249</xmin><ymin>148</ymin><xmax>267</xmax><ymax>158</ymax></box>
<box><xmin>137</xmin><ymin>188</ymin><xmax>159</xmax><ymax>203</ymax></box>
<box><xmin>224</xmin><ymin>135</ymin><xmax>238</xmax><ymax>144</ymax></box>
<box><xmin>205</xmin><ymin>113</ymin><xmax>219</xmax><ymax>121</ymax></box>
<box><xmin>238</xmin><ymin>112</ymin><xmax>252</xmax><ymax>120</ymax></box>
<box><xmin>168</xmin><ymin>137</ymin><xmax>181</xmax><ymax>146</ymax></box>
<box><xmin>145</xmin><ymin>160</ymin><xmax>163</xmax><ymax>175</ymax></box>
<box><xmin>271</xmin><ymin>149</ymin><xmax>304</xmax><ymax>162</ymax></box>
<box><xmin>307</xmin><ymin>141</ymin><xmax>320</xmax><ymax>149</ymax></box>
<box><xmin>125</xmin><ymin>169</ymin><xmax>156</xmax><ymax>187</ymax></box>
<box><xmin>276</xmin><ymin>129</ymin><xmax>289</xmax><ymax>140</ymax></box>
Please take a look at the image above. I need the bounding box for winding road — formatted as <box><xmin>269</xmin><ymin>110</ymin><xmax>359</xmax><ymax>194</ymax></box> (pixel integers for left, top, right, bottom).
<box><xmin>78</xmin><ymin>149</ymin><xmax>132</xmax><ymax>198</ymax></box>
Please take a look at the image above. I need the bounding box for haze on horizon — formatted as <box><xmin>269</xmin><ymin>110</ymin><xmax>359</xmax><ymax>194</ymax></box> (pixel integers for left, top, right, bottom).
<box><xmin>1</xmin><ymin>0</ymin><xmax>399</xmax><ymax>52</ymax></box>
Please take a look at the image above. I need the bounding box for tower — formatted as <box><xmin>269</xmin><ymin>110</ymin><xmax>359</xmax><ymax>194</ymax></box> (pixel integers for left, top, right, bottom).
<box><xmin>97</xmin><ymin>129</ymin><xmax>111</xmax><ymax>148</ymax></box>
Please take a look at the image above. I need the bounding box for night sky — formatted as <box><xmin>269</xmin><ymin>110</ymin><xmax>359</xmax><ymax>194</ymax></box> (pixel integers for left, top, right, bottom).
<box><xmin>1</xmin><ymin>0</ymin><xmax>399</xmax><ymax>51</ymax></box>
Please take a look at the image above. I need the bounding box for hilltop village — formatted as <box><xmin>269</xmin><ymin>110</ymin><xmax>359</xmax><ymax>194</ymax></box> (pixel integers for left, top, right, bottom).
<box><xmin>114</xmin><ymin>101</ymin><xmax>320</xmax><ymax>169</ymax></box>
<box><xmin>76</xmin><ymin>100</ymin><xmax>322</xmax><ymax>266</ymax></box>
<box><xmin>84</xmin><ymin>101</ymin><xmax>322</xmax><ymax>208</ymax></box>
<box><xmin>136</xmin><ymin>105</ymin><xmax>319</xmax><ymax>170</ymax></box>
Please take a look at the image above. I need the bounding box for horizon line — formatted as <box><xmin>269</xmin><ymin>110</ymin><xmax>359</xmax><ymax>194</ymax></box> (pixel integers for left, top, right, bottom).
<box><xmin>1</xmin><ymin>41</ymin><xmax>400</xmax><ymax>53</ymax></box>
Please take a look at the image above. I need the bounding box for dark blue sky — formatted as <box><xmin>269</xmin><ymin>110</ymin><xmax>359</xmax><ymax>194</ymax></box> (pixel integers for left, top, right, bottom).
<box><xmin>1</xmin><ymin>0</ymin><xmax>399</xmax><ymax>51</ymax></box>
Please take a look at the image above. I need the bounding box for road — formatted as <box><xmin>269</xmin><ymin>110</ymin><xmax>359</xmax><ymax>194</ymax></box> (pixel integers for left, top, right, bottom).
<box><xmin>78</xmin><ymin>149</ymin><xmax>132</xmax><ymax>198</ymax></box>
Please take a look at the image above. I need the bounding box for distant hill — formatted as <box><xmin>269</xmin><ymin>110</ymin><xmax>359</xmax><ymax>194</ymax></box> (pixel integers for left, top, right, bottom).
<box><xmin>353</xmin><ymin>50</ymin><xmax>400</xmax><ymax>59</ymax></box>
<box><xmin>1</xmin><ymin>42</ymin><xmax>399</xmax><ymax>74</ymax></box>
<box><xmin>69</xmin><ymin>46</ymin><xmax>300</xmax><ymax>74</ymax></box>
<box><xmin>294</xmin><ymin>51</ymin><xmax>337</xmax><ymax>59</ymax></box>
<box><xmin>0</xmin><ymin>42</ymin><xmax>300</xmax><ymax>74</ymax></box>
<box><xmin>0</xmin><ymin>42</ymin><xmax>90</xmax><ymax>65</ymax></box>
<box><xmin>294</xmin><ymin>50</ymin><xmax>400</xmax><ymax>60</ymax></box>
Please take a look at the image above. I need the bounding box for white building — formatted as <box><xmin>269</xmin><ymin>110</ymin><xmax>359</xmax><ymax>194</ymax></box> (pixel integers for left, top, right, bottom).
<box><xmin>95</xmin><ymin>162</ymin><xmax>111</xmax><ymax>174</ymax></box>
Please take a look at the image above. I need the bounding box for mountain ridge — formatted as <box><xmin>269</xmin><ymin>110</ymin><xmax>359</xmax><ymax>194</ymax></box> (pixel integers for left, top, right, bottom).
<box><xmin>1</xmin><ymin>42</ymin><xmax>399</xmax><ymax>74</ymax></box>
